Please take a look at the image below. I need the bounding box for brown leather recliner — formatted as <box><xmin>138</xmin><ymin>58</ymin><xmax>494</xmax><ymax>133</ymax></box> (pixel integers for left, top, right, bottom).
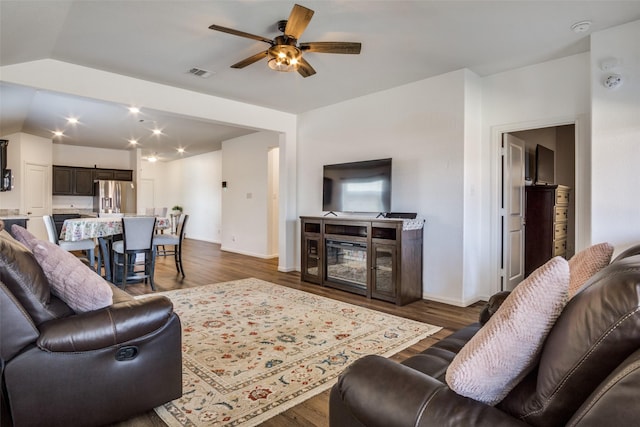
<box><xmin>330</xmin><ymin>246</ymin><xmax>640</xmax><ymax>427</ymax></box>
<box><xmin>0</xmin><ymin>230</ymin><xmax>182</xmax><ymax>427</ymax></box>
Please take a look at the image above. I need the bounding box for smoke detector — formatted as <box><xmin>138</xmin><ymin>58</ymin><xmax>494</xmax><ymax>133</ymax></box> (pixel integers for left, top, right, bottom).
<box><xmin>604</xmin><ymin>74</ymin><xmax>623</xmax><ymax>89</ymax></box>
<box><xmin>571</xmin><ymin>21</ymin><xmax>591</xmax><ymax>33</ymax></box>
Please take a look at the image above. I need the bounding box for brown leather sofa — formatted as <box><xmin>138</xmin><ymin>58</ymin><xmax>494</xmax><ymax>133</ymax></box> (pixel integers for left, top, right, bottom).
<box><xmin>330</xmin><ymin>246</ymin><xmax>640</xmax><ymax>426</ymax></box>
<box><xmin>0</xmin><ymin>229</ymin><xmax>182</xmax><ymax>427</ymax></box>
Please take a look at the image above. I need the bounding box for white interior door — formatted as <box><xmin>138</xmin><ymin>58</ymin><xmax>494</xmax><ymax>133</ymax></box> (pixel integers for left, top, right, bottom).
<box><xmin>503</xmin><ymin>134</ymin><xmax>526</xmax><ymax>291</ymax></box>
<box><xmin>24</xmin><ymin>163</ymin><xmax>49</xmax><ymax>240</ymax></box>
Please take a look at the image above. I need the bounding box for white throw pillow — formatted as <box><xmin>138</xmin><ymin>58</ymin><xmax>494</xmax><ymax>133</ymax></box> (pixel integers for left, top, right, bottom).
<box><xmin>445</xmin><ymin>256</ymin><xmax>569</xmax><ymax>405</ymax></box>
<box><xmin>568</xmin><ymin>242</ymin><xmax>614</xmax><ymax>298</ymax></box>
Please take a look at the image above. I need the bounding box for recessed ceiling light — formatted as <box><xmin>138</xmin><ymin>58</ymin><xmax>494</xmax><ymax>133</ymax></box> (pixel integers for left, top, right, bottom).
<box><xmin>67</xmin><ymin>117</ymin><xmax>79</xmax><ymax>124</ymax></box>
<box><xmin>147</xmin><ymin>155</ymin><xmax>157</xmax><ymax>163</ymax></box>
<box><xmin>129</xmin><ymin>107</ymin><xmax>140</xmax><ymax>114</ymax></box>
<box><xmin>53</xmin><ymin>131</ymin><xmax>63</xmax><ymax>137</ymax></box>
<box><xmin>571</xmin><ymin>20</ymin><xmax>591</xmax><ymax>33</ymax></box>
<box><xmin>128</xmin><ymin>139</ymin><xmax>138</xmax><ymax>145</ymax></box>
<box><xmin>177</xmin><ymin>148</ymin><xmax>185</xmax><ymax>153</ymax></box>
<box><xmin>152</xmin><ymin>129</ymin><xmax>162</xmax><ymax>135</ymax></box>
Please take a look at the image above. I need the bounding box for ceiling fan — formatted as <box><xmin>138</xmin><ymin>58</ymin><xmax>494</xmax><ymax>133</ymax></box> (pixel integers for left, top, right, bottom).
<box><xmin>209</xmin><ymin>3</ymin><xmax>361</xmax><ymax>77</ymax></box>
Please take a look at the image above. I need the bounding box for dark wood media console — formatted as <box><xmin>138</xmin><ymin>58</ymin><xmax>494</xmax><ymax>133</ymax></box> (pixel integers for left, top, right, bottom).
<box><xmin>300</xmin><ymin>216</ymin><xmax>424</xmax><ymax>306</ymax></box>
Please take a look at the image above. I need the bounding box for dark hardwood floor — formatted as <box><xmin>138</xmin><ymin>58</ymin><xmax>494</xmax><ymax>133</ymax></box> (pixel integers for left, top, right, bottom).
<box><xmin>116</xmin><ymin>239</ymin><xmax>484</xmax><ymax>427</ymax></box>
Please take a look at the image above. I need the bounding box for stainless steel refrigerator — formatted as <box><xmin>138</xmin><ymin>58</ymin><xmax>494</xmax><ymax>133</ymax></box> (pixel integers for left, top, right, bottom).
<box><xmin>93</xmin><ymin>180</ymin><xmax>136</xmax><ymax>215</ymax></box>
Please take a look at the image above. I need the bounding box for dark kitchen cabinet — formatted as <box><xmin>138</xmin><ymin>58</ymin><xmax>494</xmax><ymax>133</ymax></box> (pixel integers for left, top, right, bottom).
<box><xmin>53</xmin><ymin>166</ymin><xmax>93</xmax><ymax>196</ymax></box>
<box><xmin>93</xmin><ymin>169</ymin><xmax>114</xmax><ymax>180</ymax></box>
<box><xmin>74</xmin><ymin>168</ymin><xmax>94</xmax><ymax>195</ymax></box>
<box><xmin>113</xmin><ymin>169</ymin><xmax>133</xmax><ymax>181</ymax></box>
<box><xmin>53</xmin><ymin>165</ymin><xmax>133</xmax><ymax>195</ymax></box>
<box><xmin>52</xmin><ymin>166</ymin><xmax>74</xmax><ymax>195</ymax></box>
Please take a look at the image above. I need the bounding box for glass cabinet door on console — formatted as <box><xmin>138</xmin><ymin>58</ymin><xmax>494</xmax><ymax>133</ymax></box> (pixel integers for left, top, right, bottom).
<box><xmin>371</xmin><ymin>243</ymin><xmax>397</xmax><ymax>302</ymax></box>
<box><xmin>301</xmin><ymin>220</ymin><xmax>323</xmax><ymax>284</ymax></box>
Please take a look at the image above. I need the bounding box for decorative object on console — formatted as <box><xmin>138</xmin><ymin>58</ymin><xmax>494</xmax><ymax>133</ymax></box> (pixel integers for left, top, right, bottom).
<box><xmin>146</xmin><ymin>277</ymin><xmax>440</xmax><ymax>427</ymax></box>
<box><xmin>567</xmin><ymin>242</ymin><xmax>614</xmax><ymax>298</ymax></box>
<box><xmin>445</xmin><ymin>256</ymin><xmax>569</xmax><ymax>405</ymax></box>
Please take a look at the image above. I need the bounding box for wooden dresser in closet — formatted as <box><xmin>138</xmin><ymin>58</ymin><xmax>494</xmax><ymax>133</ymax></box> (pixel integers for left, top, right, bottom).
<box><xmin>524</xmin><ymin>185</ymin><xmax>571</xmax><ymax>277</ymax></box>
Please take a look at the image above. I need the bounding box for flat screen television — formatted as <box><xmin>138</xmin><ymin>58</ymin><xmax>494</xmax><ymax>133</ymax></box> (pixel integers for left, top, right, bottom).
<box><xmin>322</xmin><ymin>158</ymin><xmax>392</xmax><ymax>213</ymax></box>
<box><xmin>535</xmin><ymin>144</ymin><xmax>555</xmax><ymax>185</ymax></box>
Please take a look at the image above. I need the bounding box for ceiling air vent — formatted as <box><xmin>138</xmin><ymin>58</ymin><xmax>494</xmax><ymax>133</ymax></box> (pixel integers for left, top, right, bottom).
<box><xmin>188</xmin><ymin>67</ymin><xmax>213</xmax><ymax>78</ymax></box>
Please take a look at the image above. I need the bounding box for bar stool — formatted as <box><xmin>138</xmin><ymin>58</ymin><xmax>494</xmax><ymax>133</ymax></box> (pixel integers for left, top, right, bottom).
<box><xmin>153</xmin><ymin>214</ymin><xmax>188</xmax><ymax>276</ymax></box>
<box><xmin>43</xmin><ymin>215</ymin><xmax>96</xmax><ymax>270</ymax></box>
<box><xmin>112</xmin><ymin>216</ymin><xmax>156</xmax><ymax>290</ymax></box>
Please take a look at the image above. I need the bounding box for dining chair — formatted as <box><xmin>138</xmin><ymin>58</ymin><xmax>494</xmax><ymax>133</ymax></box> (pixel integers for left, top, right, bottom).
<box><xmin>155</xmin><ymin>207</ymin><xmax>168</xmax><ymax>217</ymax></box>
<box><xmin>153</xmin><ymin>214</ymin><xmax>188</xmax><ymax>277</ymax></box>
<box><xmin>43</xmin><ymin>215</ymin><xmax>97</xmax><ymax>271</ymax></box>
<box><xmin>145</xmin><ymin>207</ymin><xmax>155</xmax><ymax>215</ymax></box>
<box><xmin>112</xmin><ymin>216</ymin><xmax>157</xmax><ymax>290</ymax></box>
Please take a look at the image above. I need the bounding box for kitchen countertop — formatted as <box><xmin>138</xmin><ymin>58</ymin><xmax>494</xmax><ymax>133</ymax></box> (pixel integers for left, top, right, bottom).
<box><xmin>0</xmin><ymin>214</ymin><xmax>29</xmax><ymax>220</ymax></box>
<box><xmin>0</xmin><ymin>209</ymin><xmax>28</xmax><ymax>220</ymax></box>
<box><xmin>52</xmin><ymin>209</ymin><xmax>96</xmax><ymax>215</ymax></box>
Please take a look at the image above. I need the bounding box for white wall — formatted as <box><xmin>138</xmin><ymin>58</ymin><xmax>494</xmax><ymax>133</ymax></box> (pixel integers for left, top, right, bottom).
<box><xmin>481</xmin><ymin>53</ymin><xmax>591</xmax><ymax>297</ymax></box>
<box><xmin>462</xmin><ymin>70</ymin><xmax>483</xmax><ymax>303</ymax></box>
<box><xmin>222</xmin><ymin>131</ymin><xmax>280</xmax><ymax>258</ymax></box>
<box><xmin>590</xmin><ymin>20</ymin><xmax>640</xmax><ymax>254</ymax></box>
<box><xmin>298</xmin><ymin>69</ymin><xmax>476</xmax><ymax>305</ymax></box>
<box><xmin>175</xmin><ymin>151</ymin><xmax>222</xmax><ymax>243</ymax></box>
<box><xmin>52</xmin><ymin>143</ymin><xmax>133</xmax><ymax>169</ymax></box>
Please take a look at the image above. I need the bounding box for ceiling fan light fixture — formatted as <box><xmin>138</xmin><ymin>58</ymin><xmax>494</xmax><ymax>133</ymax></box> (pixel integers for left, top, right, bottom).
<box><xmin>267</xmin><ymin>45</ymin><xmax>301</xmax><ymax>72</ymax></box>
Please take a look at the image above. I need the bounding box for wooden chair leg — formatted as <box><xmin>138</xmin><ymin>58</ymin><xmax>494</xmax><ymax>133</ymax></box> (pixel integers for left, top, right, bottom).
<box><xmin>177</xmin><ymin>243</ymin><xmax>184</xmax><ymax>277</ymax></box>
<box><xmin>149</xmin><ymin>249</ymin><xmax>156</xmax><ymax>290</ymax></box>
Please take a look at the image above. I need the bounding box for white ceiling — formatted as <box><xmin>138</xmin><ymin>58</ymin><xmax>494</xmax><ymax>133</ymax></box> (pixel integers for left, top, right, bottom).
<box><xmin>1</xmin><ymin>1</ymin><xmax>639</xmax><ymax>161</ymax></box>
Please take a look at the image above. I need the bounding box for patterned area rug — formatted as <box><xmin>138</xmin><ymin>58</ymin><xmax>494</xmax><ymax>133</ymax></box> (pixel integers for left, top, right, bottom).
<box><xmin>150</xmin><ymin>278</ymin><xmax>441</xmax><ymax>426</ymax></box>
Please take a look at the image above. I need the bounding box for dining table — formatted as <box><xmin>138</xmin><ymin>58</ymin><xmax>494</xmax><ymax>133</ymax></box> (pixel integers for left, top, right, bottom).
<box><xmin>60</xmin><ymin>215</ymin><xmax>171</xmax><ymax>282</ymax></box>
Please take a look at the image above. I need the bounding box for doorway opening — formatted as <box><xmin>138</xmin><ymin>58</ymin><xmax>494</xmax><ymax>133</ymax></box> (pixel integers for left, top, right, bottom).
<box><xmin>500</xmin><ymin>124</ymin><xmax>576</xmax><ymax>291</ymax></box>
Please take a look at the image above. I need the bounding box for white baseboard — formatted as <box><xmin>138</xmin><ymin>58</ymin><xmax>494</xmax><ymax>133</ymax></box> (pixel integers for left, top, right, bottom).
<box><xmin>422</xmin><ymin>292</ymin><xmax>488</xmax><ymax>308</ymax></box>
<box><xmin>220</xmin><ymin>246</ymin><xmax>276</xmax><ymax>259</ymax></box>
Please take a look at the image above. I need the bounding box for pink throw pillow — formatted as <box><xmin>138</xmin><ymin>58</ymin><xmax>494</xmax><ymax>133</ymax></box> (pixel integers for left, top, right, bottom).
<box><xmin>445</xmin><ymin>256</ymin><xmax>569</xmax><ymax>405</ymax></box>
<box><xmin>568</xmin><ymin>243</ymin><xmax>614</xmax><ymax>298</ymax></box>
<box><xmin>32</xmin><ymin>240</ymin><xmax>113</xmax><ymax>313</ymax></box>
<box><xmin>11</xmin><ymin>224</ymin><xmax>38</xmax><ymax>250</ymax></box>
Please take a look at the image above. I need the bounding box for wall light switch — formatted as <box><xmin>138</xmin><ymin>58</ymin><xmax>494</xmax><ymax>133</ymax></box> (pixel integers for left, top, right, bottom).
<box><xmin>246</xmin><ymin>193</ymin><xmax>253</xmax><ymax>199</ymax></box>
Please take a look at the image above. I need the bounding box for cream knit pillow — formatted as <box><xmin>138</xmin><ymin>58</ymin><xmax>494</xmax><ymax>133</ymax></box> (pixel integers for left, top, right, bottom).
<box><xmin>445</xmin><ymin>256</ymin><xmax>569</xmax><ymax>405</ymax></box>
<box><xmin>568</xmin><ymin>242</ymin><xmax>614</xmax><ymax>298</ymax></box>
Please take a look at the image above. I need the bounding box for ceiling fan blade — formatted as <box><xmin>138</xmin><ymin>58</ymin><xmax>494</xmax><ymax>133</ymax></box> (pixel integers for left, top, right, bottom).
<box><xmin>284</xmin><ymin>4</ymin><xmax>314</xmax><ymax>39</ymax></box>
<box><xmin>231</xmin><ymin>50</ymin><xmax>269</xmax><ymax>69</ymax></box>
<box><xmin>297</xmin><ymin>57</ymin><xmax>316</xmax><ymax>78</ymax></box>
<box><xmin>208</xmin><ymin>24</ymin><xmax>273</xmax><ymax>44</ymax></box>
<box><xmin>300</xmin><ymin>42</ymin><xmax>362</xmax><ymax>54</ymax></box>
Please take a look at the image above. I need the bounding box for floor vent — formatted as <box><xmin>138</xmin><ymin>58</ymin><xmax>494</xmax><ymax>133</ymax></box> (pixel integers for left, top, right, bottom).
<box><xmin>188</xmin><ymin>67</ymin><xmax>213</xmax><ymax>78</ymax></box>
